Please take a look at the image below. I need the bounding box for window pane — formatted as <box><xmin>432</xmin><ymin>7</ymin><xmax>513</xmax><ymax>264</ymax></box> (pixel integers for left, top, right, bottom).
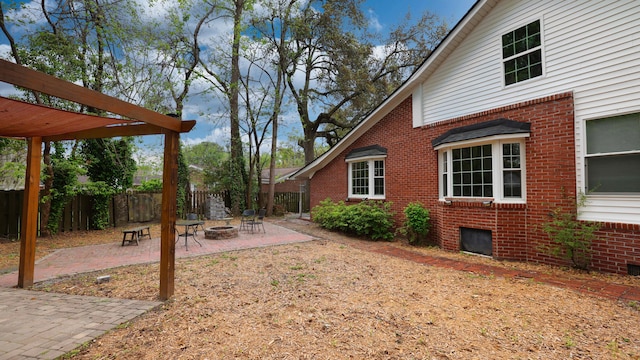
<box><xmin>374</xmin><ymin>178</ymin><xmax>384</xmax><ymax>195</ymax></box>
<box><xmin>351</xmin><ymin>161</ymin><xmax>368</xmax><ymax>195</ymax></box>
<box><xmin>587</xmin><ymin>153</ymin><xmax>640</xmax><ymax>193</ymax></box>
<box><xmin>503</xmin><ymin>45</ymin><xmax>514</xmax><ymax>59</ymax></box>
<box><xmin>528</xmin><ymin>34</ymin><xmax>541</xmax><ymax>48</ymax></box>
<box><xmin>515</xmin><ymin>39</ymin><xmax>527</xmax><ymax>53</ymax></box>
<box><xmin>451</xmin><ymin>145</ymin><xmax>492</xmax><ymax>197</ymax></box>
<box><xmin>442</xmin><ymin>152</ymin><xmax>448</xmax><ymax>197</ymax></box>
<box><xmin>443</xmin><ymin>174</ymin><xmax>448</xmax><ymax>196</ymax></box>
<box><xmin>527</xmin><ymin>20</ymin><xmax>540</xmax><ymax>35</ymax></box>
<box><xmin>503</xmin><ymin>143</ymin><xmax>511</xmax><ymax>155</ymax></box>
<box><xmin>530</xmin><ymin>63</ymin><xmax>543</xmax><ymax>78</ymax></box>
<box><xmin>504</xmin><ymin>171</ymin><xmax>522</xmax><ymax>197</ymax></box>
<box><xmin>586</xmin><ymin>113</ymin><xmax>640</xmax><ymax>154</ymax></box>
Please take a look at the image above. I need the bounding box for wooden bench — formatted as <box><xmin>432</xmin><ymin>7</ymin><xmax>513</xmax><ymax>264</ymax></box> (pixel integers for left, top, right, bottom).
<box><xmin>122</xmin><ymin>226</ymin><xmax>151</xmax><ymax>246</ymax></box>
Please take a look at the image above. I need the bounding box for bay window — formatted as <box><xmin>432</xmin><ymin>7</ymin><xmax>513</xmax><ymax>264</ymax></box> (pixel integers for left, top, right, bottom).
<box><xmin>433</xmin><ymin>119</ymin><xmax>530</xmax><ymax>203</ymax></box>
<box><xmin>439</xmin><ymin>140</ymin><xmax>525</xmax><ymax>202</ymax></box>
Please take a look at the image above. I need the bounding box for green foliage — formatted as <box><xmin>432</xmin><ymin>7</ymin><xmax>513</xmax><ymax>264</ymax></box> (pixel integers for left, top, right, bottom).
<box><xmin>312</xmin><ymin>198</ymin><xmax>395</xmax><ymax>241</ymax></box>
<box><xmin>80</xmin><ymin>138</ymin><xmax>136</xmax><ymax>229</ymax></box>
<box><xmin>0</xmin><ymin>138</ymin><xmax>26</xmax><ymax>189</ymax></box>
<box><xmin>400</xmin><ymin>202</ymin><xmax>431</xmax><ymax>244</ymax></box>
<box><xmin>540</xmin><ymin>194</ymin><xmax>601</xmax><ymax>270</ymax></box>
<box><xmin>80</xmin><ymin>138</ymin><xmax>136</xmax><ymax>191</ymax></box>
<box><xmin>46</xmin><ymin>142</ymin><xmax>83</xmax><ymax>234</ymax></box>
<box><xmin>79</xmin><ymin>181</ymin><xmax>115</xmax><ymax>230</ymax></box>
<box><xmin>136</xmin><ymin>179</ymin><xmax>163</xmax><ymax>192</ymax></box>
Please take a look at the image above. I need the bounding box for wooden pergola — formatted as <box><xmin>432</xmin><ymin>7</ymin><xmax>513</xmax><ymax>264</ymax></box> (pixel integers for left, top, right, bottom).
<box><xmin>0</xmin><ymin>59</ymin><xmax>194</xmax><ymax>300</ymax></box>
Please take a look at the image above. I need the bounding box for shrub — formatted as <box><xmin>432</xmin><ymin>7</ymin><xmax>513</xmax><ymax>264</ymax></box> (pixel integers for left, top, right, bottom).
<box><xmin>311</xmin><ymin>198</ymin><xmax>395</xmax><ymax>241</ymax></box>
<box><xmin>136</xmin><ymin>179</ymin><xmax>163</xmax><ymax>192</ymax></box>
<box><xmin>540</xmin><ymin>193</ymin><xmax>601</xmax><ymax>270</ymax></box>
<box><xmin>272</xmin><ymin>204</ymin><xmax>286</xmax><ymax>216</ymax></box>
<box><xmin>400</xmin><ymin>202</ymin><xmax>430</xmax><ymax>244</ymax></box>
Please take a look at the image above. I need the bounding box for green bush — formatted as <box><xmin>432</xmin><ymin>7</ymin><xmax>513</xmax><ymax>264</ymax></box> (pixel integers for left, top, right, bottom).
<box><xmin>540</xmin><ymin>193</ymin><xmax>601</xmax><ymax>270</ymax></box>
<box><xmin>311</xmin><ymin>198</ymin><xmax>395</xmax><ymax>241</ymax></box>
<box><xmin>136</xmin><ymin>179</ymin><xmax>163</xmax><ymax>192</ymax></box>
<box><xmin>400</xmin><ymin>202</ymin><xmax>430</xmax><ymax>244</ymax></box>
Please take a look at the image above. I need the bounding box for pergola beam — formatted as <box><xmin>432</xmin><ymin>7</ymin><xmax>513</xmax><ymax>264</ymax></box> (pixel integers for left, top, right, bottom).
<box><xmin>0</xmin><ymin>59</ymin><xmax>182</xmax><ymax>133</ymax></box>
<box><xmin>43</xmin><ymin>120</ymin><xmax>196</xmax><ymax>142</ymax></box>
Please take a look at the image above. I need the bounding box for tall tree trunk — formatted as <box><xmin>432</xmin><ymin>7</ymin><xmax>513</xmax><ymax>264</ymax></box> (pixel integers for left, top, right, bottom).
<box><xmin>229</xmin><ymin>0</ymin><xmax>246</xmax><ymax>215</ymax></box>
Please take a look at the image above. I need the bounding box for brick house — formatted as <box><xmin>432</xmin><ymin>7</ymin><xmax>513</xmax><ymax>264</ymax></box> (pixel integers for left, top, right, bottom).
<box><xmin>291</xmin><ymin>0</ymin><xmax>640</xmax><ymax>274</ymax></box>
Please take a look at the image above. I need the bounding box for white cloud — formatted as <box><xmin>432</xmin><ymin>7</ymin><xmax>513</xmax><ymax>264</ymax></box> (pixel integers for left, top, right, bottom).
<box><xmin>181</xmin><ymin>126</ymin><xmax>231</xmax><ymax>148</ymax></box>
<box><xmin>367</xmin><ymin>9</ymin><xmax>384</xmax><ymax>32</ymax></box>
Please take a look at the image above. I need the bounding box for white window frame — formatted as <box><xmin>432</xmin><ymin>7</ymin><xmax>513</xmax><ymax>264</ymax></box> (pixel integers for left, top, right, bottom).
<box><xmin>346</xmin><ymin>156</ymin><xmax>386</xmax><ymax>199</ymax></box>
<box><xmin>501</xmin><ymin>18</ymin><xmax>545</xmax><ymax>87</ymax></box>
<box><xmin>584</xmin><ymin>113</ymin><xmax>640</xmax><ymax>194</ymax></box>
<box><xmin>437</xmin><ymin>135</ymin><xmax>528</xmax><ymax>203</ymax></box>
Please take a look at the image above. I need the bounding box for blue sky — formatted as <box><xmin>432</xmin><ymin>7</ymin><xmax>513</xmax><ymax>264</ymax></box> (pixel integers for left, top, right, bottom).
<box><xmin>366</xmin><ymin>0</ymin><xmax>476</xmax><ymax>29</ymax></box>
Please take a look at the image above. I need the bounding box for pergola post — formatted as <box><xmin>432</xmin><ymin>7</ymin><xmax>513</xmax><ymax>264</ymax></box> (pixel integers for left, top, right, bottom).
<box><xmin>18</xmin><ymin>137</ymin><xmax>42</xmax><ymax>288</ymax></box>
<box><xmin>159</xmin><ymin>130</ymin><xmax>180</xmax><ymax>300</ymax></box>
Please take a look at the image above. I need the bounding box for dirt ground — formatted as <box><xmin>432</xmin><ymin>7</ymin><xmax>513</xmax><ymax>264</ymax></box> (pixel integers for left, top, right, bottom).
<box><xmin>4</xmin><ymin>218</ymin><xmax>640</xmax><ymax>359</ymax></box>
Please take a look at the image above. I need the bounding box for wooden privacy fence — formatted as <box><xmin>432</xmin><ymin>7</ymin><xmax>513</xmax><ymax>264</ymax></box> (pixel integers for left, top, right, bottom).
<box><xmin>260</xmin><ymin>192</ymin><xmax>308</xmax><ymax>213</ymax></box>
<box><xmin>0</xmin><ymin>190</ymin><xmax>95</xmax><ymax>239</ymax></box>
<box><xmin>0</xmin><ymin>189</ymin><xmax>305</xmax><ymax>239</ymax></box>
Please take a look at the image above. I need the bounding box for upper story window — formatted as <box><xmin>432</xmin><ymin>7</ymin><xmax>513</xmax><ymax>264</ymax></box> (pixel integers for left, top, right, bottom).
<box><xmin>345</xmin><ymin>145</ymin><xmax>387</xmax><ymax>199</ymax></box>
<box><xmin>502</xmin><ymin>20</ymin><xmax>543</xmax><ymax>86</ymax></box>
<box><xmin>585</xmin><ymin>113</ymin><xmax>640</xmax><ymax>193</ymax></box>
<box><xmin>433</xmin><ymin>119</ymin><xmax>530</xmax><ymax>203</ymax></box>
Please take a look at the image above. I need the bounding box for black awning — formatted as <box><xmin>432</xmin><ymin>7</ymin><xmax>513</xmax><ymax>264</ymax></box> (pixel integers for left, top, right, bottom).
<box><xmin>345</xmin><ymin>145</ymin><xmax>388</xmax><ymax>160</ymax></box>
<box><xmin>432</xmin><ymin>118</ymin><xmax>530</xmax><ymax>148</ymax></box>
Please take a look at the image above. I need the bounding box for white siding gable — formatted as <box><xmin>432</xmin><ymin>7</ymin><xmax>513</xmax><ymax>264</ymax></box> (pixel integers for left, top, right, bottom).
<box><xmin>417</xmin><ymin>0</ymin><xmax>640</xmax><ymax>223</ymax></box>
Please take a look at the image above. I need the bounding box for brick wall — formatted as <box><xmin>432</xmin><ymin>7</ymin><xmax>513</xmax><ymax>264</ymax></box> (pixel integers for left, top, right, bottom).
<box><xmin>310</xmin><ymin>92</ymin><xmax>640</xmax><ymax>274</ymax></box>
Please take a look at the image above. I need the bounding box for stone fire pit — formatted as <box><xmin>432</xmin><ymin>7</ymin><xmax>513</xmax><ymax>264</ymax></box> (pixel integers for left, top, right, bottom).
<box><xmin>204</xmin><ymin>226</ymin><xmax>238</xmax><ymax>240</ymax></box>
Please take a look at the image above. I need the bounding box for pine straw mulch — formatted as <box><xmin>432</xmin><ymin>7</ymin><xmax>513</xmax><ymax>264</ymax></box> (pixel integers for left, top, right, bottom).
<box><xmin>7</xmin><ymin>218</ymin><xmax>640</xmax><ymax>359</ymax></box>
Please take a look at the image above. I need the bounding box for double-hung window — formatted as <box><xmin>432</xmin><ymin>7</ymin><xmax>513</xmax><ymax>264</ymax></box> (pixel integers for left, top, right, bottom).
<box><xmin>502</xmin><ymin>19</ymin><xmax>543</xmax><ymax>86</ymax></box>
<box><xmin>346</xmin><ymin>145</ymin><xmax>386</xmax><ymax>199</ymax></box>
<box><xmin>585</xmin><ymin>113</ymin><xmax>640</xmax><ymax>193</ymax></box>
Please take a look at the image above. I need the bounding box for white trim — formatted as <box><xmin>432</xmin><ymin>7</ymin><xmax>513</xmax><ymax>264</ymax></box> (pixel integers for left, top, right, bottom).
<box><xmin>347</xmin><ymin>158</ymin><xmax>386</xmax><ymax>199</ymax></box>
<box><xmin>433</xmin><ymin>133</ymin><xmax>530</xmax><ymax>151</ymax></box>
<box><xmin>345</xmin><ymin>154</ymin><xmax>388</xmax><ymax>163</ymax></box>
<box><xmin>412</xmin><ymin>85</ymin><xmax>423</xmax><ymax>128</ymax></box>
